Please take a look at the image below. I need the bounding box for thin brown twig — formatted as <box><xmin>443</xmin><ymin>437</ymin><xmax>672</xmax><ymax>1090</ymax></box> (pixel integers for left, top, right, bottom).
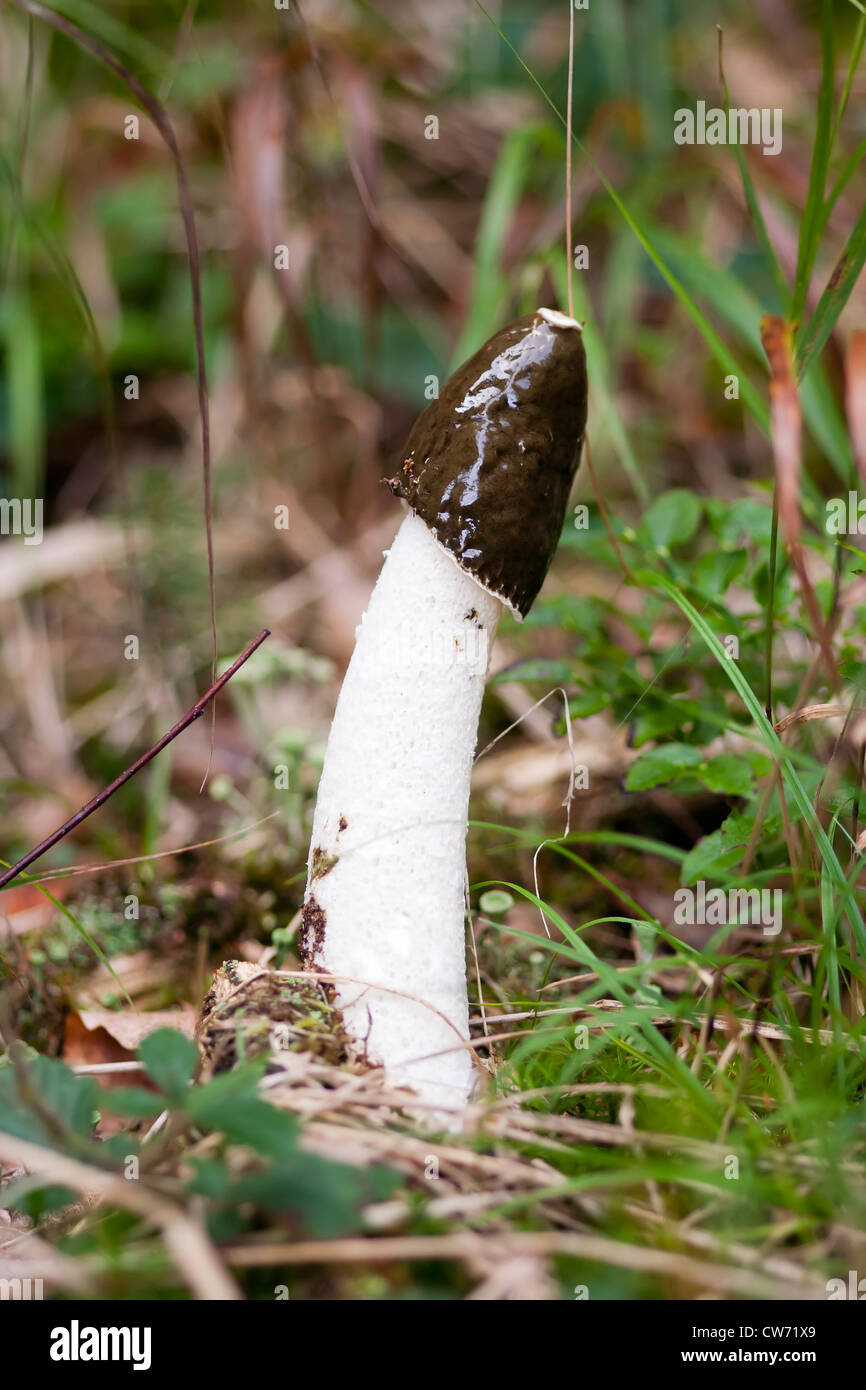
<box><xmin>582</xmin><ymin>435</ymin><xmax>634</xmax><ymax>582</ymax></box>
<box><xmin>0</xmin><ymin>629</ymin><xmax>270</xmax><ymax>891</ymax></box>
<box><xmin>4</xmin><ymin>0</ymin><xmax>220</xmax><ymax>756</ymax></box>
<box><xmin>217</xmin><ymin>1229</ymin><xmax>820</xmax><ymax>1299</ymax></box>
<box><xmin>13</xmin><ymin>810</ymin><xmax>280</xmax><ymax>887</ymax></box>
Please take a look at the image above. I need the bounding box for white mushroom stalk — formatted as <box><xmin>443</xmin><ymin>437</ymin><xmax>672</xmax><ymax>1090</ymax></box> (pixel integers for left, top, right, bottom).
<box><xmin>301</xmin><ymin>308</ymin><xmax>587</xmax><ymax>1118</ymax></box>
<box><xmin>302</xmin><ymin>511</ymin><xmax>501</xmax><ymax>1111</ymax></box>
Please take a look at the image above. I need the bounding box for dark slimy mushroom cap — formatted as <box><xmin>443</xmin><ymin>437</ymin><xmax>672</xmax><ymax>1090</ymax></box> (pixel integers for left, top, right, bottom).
<box><xmin>387</xmin><ymin>309</ymin><xmax>588</xmax><ymax>618</ymax></box>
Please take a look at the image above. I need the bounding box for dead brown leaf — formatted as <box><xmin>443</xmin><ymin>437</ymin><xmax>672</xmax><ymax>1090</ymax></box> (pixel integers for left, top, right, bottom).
<box><xmin>845</xmin><ymin>330</ymin><xmax>866</xmax><ymax>485</ymax></box>
<box><xmin>761</xmin><ymin>315</ymin><xmax>801</xmax><ymax>548</ymax></box>
<box><xmin>762</xmin><ymin>314</ymin><xmax>837</xmax><ymax>687</ymax></box>
<box><xmin>64</xmin><ymin>1004</ymin><xmax>195</xmax><ymax>1076</ymax></box>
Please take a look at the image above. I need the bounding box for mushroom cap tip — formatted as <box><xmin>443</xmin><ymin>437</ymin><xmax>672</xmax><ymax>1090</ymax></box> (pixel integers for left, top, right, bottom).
<box><xmin>537</xmin><ymin>306</ymin><xmax>583</xmax><ymax>331</ymax></box>
<box><xmin>391</xmin><ymin>309</ymin><xmax>588</xmax><ymax>617</ymax></box>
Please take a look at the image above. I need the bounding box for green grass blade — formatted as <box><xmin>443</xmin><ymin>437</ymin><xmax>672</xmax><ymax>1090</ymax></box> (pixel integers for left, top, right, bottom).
<box><xmin>545</xmin><ymin>251</ymin><xmax>650</xmax><ymax>505</ymax></box>
<box><xmin>472</xmin><ymin>1</ymin><xmax>769</xmax><ymax>433</ymax></box>
<box><xmin>450</xmin><ymin>124</ymin><xmax>541</xmax><ymax>367</ymax></box>
<box><xmin>821</xmin><ymin>816</ymin><xmax>843</xmax><ymax>1020</ymax></box>
<box><xmin>478</xmin><ymin>879</ymin><xmax>717</xmax><ymax>1110</ymax></box>
<box><xmin>52</xmin><ymin>0</ymin><xmax>166</xmax><ymax>75</ymax></box>
<box><xmin>3</xmin><ymin>288</ymin><xmax>44</xmax><ymax>498</ymax></box>
<box><xmin>548</xmin><ymin>844</ymin><xmax>658</xmax><ymax>923</ymax></box>
<box><xmin>718</xmin><ymin>35</ymin><xmax>789</xmax><ymax>305</ymax></box>
<box><xmin>0</xmin><ymin>154</ymin><xmax>107</xmax><ymax>368</ymax></box>
<box><xmin>791</xmin><ymin>0</ymin><xmax>836</xmax><ymax>325</ymax></box>
<box><xmin>636</xmin><ymin>567</ymin><xmax>866</xmax><ymax>957</ymax></box>
<box><xmin>645</xmin><ymin>224</ymin><xmax>851</xmax><ymax>478</ymax></box>
<box><xmin>829</xmin><ymin>8</ymin><xmax>866</xmax><ymax>148</ymax></box>
<box><xmin>796</xmin><ymin>199</ymin><xmax>866</xmax><ymax>380</ymax></box>
<box><xmin>820</xmin><ymin>134</ymin><xmax>866</xmax><ymax>237</ymax></box>
<box><xmin>0</xmin><ymin>863</ymin><xmax>134</xmax><ymax>1008</ymax></box>
<box><xmin>469</xmin><ymin>821</ymin><xmax>687</xmax><ymax>864</ymax></box>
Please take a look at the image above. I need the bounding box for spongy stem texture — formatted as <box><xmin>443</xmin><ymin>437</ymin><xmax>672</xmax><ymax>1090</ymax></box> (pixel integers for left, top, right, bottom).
<box><xmin>303</xmin><ymin>510</ymin><xmax>502</xmax><ymax>1114</ymax></box>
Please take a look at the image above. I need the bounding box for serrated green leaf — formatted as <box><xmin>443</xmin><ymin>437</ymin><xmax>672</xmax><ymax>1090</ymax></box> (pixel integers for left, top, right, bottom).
<box><xmin>138</xmin><ymin>1030</ymin><xmax>198</xmax><ymax>1099</ymax></box>
<box><xmin>186</xmin><ymin>1157</ymin><xmax>232</xmax><ymax>1201</ymax></box>
<box><xmin>233</xmin><ymin>1156</ymin><xmax>398</xmax><ymax>1239</ymax></box>
<box><xmin>187</xmin><ymin>1090</ymin><xmax>299</xmax><ymax>1162</ymax></box>
<box><xmin>692</xmin><ymin>548</ymin><xmax>748</xmax><ymax>599</ymax></box>
<box><xmin>1</xmin><ymin>1179</ymin><xmax>78</xmax><ymax>1219</ymax></box>
<box><xmin>625</xmin><ymin>742</ymin><xmax>703</xmax><ymax>791</ymax></box>
<box><xmin>639</xmin><ymin>491</ymin><xmax>702</xmax><ymax>552</ymax></box>
<box><xmin>706</xmin><ymin>497</ymin><xmax>774</xmax><ymax>545</ymax></box>
<box><xmin>743</xmin><ymin>750</ymin><xmax>774</xmax><ymax>779</ymax></box>
<box><xmin>699</xmin><ymin>754</ymin><xmax>755</xmax><ymax>797</ymax></box>
<box><xmin>0</xmin><ymin>1054</ymin><xmax>97</xmax><ymax>1145</ymax></box>
<box><xmin>681</xmin><ymin>830</ymin><xmax>744</xmax><ymax>885</ymax></box>
<box><xmin>492</xmin><ymin>658</ymin><xmax>573</xmax><ymax>685</ymax></box>
<box><xmin>569</xmin><ymin>690</ymin><xmax>610</xmax><ymax>718</ymax></box>
<box><xmin>100</xmin><ymin>1086</ymin><xmax>168</xmax><ymax>1119</ymax></box>
<box><xmin>632</xmin><ymin>698</ymin><xmax>705</xmax><ymax>747</ymax></box>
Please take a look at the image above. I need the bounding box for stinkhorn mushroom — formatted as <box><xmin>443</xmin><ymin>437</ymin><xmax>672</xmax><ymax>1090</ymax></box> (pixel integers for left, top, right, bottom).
<box><xmin>300</xmin><ymin>307</ymin><xmax>587</xmax><ymax>1115</ymax></box>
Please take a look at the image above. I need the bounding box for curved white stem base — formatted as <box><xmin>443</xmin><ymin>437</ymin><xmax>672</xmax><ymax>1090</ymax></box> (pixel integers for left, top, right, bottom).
<box><xmin>302</xmin><ymin>511</ymin><xmax>502</xmax><ymax>1117</ymax></box>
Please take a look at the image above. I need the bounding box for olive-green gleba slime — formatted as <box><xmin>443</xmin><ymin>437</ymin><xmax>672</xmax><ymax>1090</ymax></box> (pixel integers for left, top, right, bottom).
<box><xmin>300</xmin><ymin>308</ymin><xmax>587</xmax><ymax>1121</ymax></box>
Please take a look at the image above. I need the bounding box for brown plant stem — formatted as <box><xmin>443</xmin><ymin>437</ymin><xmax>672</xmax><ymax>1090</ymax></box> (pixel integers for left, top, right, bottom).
<box><xmin>0</xmin><ymin>629</ymin><xmax>270</xmax><ymax>892</ymax></box>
